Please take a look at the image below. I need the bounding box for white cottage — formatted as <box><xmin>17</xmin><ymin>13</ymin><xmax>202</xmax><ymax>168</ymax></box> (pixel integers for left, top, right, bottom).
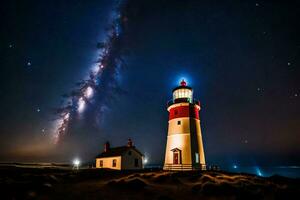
<box><xmin>95</xmin><ymin>139</ymin><xmax>144</xmax><ymax>170</ymax></box>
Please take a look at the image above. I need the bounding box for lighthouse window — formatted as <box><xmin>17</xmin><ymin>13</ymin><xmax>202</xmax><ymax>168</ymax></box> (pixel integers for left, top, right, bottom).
<box><xmin>100</xmin><ymin>160</ymin><xmax>103</xmax><ymax>167</ymax></box>
<box><xmin>195</xmin><ymin>153</ymin><xmax>199</xmax><ymax>163</ymax></box>
<box><xmin>177</xmin><ymin>120</ymin><xmax>181</xmax><ymax>125</ymax></box>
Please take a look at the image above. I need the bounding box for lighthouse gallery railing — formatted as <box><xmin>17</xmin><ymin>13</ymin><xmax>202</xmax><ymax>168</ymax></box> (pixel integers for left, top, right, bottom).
<box><xmin>164</xmin><ymin>164</ymin><xmax>206</xmax><ymax>171</ymax></box>
<box><xmin>167</xmin><ymin>98</ymin><xmax>200</xmax><ymax>107</ymax></box>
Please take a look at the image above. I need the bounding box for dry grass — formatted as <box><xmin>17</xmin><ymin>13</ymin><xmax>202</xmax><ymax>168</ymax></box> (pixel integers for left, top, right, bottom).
<box><xmin>0</xmin><ymin>166</ymin><xmax>299</xmax><ymax>200</ymax></box>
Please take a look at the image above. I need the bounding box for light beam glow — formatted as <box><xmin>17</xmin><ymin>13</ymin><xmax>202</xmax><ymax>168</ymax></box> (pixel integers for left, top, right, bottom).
<box><xmin>256</xmin><ymin>167</ymin><xmax>263</xmax><ymax>176</ymax></box>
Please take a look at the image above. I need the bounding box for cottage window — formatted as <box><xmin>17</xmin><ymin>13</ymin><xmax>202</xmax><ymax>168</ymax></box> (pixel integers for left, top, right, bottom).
<box><xmin>177</xmin><ymin>120</ymin><xmax>181</xmax><ymax>125</ymax></box>
<box><xmin>195</xmin><ymin>153</ymin><xmax>199</xmax><ymax>163</ymax></box>
<box><xmin>134</xmin><ymin>159</ymin><xmax>139</xmax><ymax>167</ymax></box>
<box><xmin>100</xmin><ymin>160</ymin><xmax>103</xmax><ymax>167</ymax></box>
<box><xmin>112</xmin><ymin>159</ymin><xmax>117</xmax><ymax>167</ymax></box>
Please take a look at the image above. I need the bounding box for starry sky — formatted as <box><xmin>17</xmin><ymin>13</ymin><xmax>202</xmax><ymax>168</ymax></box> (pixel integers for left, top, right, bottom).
<box><xmin>0</xmin><ymin>0</ymin><xmax>299</xmax><ymax>167</ymax></box>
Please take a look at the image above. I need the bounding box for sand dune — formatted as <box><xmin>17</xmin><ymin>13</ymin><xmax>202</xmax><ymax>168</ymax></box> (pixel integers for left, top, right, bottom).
<box><xmin>0</xmin><ymin>165</ymin><xmax>299</xmax><ymax>199</ymax></box>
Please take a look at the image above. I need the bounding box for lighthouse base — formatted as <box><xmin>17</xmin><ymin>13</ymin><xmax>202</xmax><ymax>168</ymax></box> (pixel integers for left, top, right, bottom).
<box><xmin>163</xmin><ymin>164</ymin><xmax>206</xmax><ymax>171</ymax></box>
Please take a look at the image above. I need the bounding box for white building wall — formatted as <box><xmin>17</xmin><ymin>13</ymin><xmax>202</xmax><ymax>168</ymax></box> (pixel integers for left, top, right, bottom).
<box><xmin>164</xmin><ymin>117</ymin><xmax>192</xmax><ymax>167</ymax></box>
<box><xmin>164</xmin><ymin>104</ymin><xmax>206</xmax><ymax>170</ymax></box>
<box><xmin>121</xmin><ymin>149</ymin><xmax>143</xmax><ymax>170</ymax></box>
<box><xmin>95</xmin><ymin>149</ymin><xmax>143</xmax><ymax>170</ymax></box>
<box><xmin>194</xmin><ymin>118</ymin><xmax>206</xmax><ymax>169</ymax></box>
<box><xmin>96</xmin><ymin>156</ymin><xmax>122</xmax><ymax>170</ymax></box>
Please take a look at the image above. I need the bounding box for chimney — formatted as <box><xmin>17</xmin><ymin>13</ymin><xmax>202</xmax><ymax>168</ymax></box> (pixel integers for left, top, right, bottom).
<box><xmin>127</xmin><ymin>138</ymin><xmax>133</xmax><ymax>147</ymax></box>
<box><xmin>104</xmin><ymin>141</ymin><xmax>110</xmax><ymax>152</ymax></box>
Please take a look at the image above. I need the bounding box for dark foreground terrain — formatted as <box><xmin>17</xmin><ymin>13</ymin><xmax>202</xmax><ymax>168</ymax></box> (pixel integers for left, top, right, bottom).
<box><xmin>0</xmin><ymin>165</ymin><xmax>299</xmax><ymax>200</ymax></box>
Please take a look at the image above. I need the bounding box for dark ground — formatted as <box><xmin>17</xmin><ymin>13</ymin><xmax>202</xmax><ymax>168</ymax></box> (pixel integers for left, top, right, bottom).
<box><xmin>0</xmin><ymin>165</ymin><xmax>299</xmax><ymax>200</ymax></box>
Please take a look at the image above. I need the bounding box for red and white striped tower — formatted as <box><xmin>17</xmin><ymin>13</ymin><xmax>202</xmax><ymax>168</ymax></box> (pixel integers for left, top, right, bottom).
<box><xmin>163</xmin><ymin>80</ymin><xmax>206</xmax><ymax>170</ymax></box>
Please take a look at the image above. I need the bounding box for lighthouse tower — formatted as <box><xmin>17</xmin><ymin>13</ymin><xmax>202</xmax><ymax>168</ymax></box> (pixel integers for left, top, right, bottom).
<box><xmin>163</xmin><ymin>80</ymin><xmax>206</xmax><ymax>170</ymax></box>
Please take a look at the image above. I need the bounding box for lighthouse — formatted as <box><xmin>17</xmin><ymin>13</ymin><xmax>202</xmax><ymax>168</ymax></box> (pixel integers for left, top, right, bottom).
<box><xmin>163</xmin><ymin>79</ymin><xmax>206</xmax><ymax>170</ymax></box>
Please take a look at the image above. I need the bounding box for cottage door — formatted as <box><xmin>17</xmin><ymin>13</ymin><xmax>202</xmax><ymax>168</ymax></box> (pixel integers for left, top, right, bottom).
<box><xmin>173</xmin><ymin>152</ymin><xmax>179</xmax><ymax>164</ymax></box>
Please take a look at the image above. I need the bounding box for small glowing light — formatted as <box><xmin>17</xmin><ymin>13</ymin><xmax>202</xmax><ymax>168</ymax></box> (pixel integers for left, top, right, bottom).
<box><xmin>100</xmin><ymin>64</ymin><xmax>104</xmax><ymax>69</ymax></box>
<box><xmin>77</xmin><ymin>97</ymin><xmax>85</xmax><ymax>112</ymax></box>
<box><xmin>233</xmin><ymin>165</ymin><xmax>238</xmax><ymax>169</ymax></box>
<box><xmin>258</xmin><ymin>171</ymin><xmax>262</xmax><ymax>176</ymax></box>
<box><xmin>143</xmin><ymin>158</ymin><xmax>148</xmax><ymax>164</ymax></box>
<box><xmin>256</xmin><ymin>167</ymin><xmax>263</xmax><ymax>176</ymax></box>
<box><xmin>73</xmin><ymin>158</ymin><xmax>80</xmax><ymax>169</ymax></box>
<box><xmin>287</xmin><ymin>62</ymin><xmax>291</xmax><ymax>66</ymax></box>
<box><xmin>84</xmin><ymin>87</ymin><xmax>93</xmax><ymax>98</ymax></box>
<box><xmin>37</xmin><ymin>108</ymin><xmax>41</xmax><ymax>112</ymax></box>
<box><xmin>27</xmin><ymin>61</ymin><xmax>32</xmax><ymax>66</ymax></box>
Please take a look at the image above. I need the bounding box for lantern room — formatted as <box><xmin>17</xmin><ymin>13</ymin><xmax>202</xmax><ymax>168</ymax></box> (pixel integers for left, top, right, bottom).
<box><xmin>172</xmin><ymin>80</ymin><xmax>193</xmax><ymax>103</ymax></box>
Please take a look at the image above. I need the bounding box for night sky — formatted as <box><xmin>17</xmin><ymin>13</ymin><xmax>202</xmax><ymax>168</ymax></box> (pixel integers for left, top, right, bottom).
<box><xmin>0</xmin><ymin>0</ymin><xmax>299</xmax><ymax>168</ymax></box>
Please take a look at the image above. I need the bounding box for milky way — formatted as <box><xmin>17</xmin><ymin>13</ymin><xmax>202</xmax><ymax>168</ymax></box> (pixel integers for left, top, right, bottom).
<box><xmin>53</xmin><ymin>0</ymin><xmax>129</xmax><ymax>144</ymax></box>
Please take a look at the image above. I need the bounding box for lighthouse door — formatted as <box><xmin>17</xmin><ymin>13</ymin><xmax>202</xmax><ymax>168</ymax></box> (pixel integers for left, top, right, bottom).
<box><xmin>173</xmin><ymin>152</ymin><xmax>179</xmax><ymax>164</ymax></box>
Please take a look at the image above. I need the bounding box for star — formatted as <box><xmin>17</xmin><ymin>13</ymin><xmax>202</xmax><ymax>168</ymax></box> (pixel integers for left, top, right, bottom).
<box><xmin>37</xmin><ymin>108</ymin><xmax>41</xmax><ymax>112</ymax></box>
<box><xmin>27</xmin><ymin>61</ymin><xmax>32</xmax><ymax>66</ymax></box>
<box><xmin>257</xmin><ymin>87</ymin><xmax>261</xmax><ymax>91</ymax></box>
<box><xmin>295</xmin><ymin>93</ymin><xmax>298</xmax><ymax>97</ymax></box>
<box><xmin>287</xmin><ymin>62</ymin><xmax>291</xmax><ymax>66</ymax></box>
<box><xmin>256</xmin><ymin>3</ymin><xmax>259</xmax><ymax>7</ymax></box>
<box><xmin>244</xmin><ymin>140</ymin><xmax>248</xmax><ymax>144</ymax></box>
<box><xmin>42</xmin><ymin>129</ymin><xmax>45</xmax><ymax>133</ymax></box>
<box><xmin>9</xmin><ymin>44</ymin><xmax>13</xmax><ymax>48</ymax></box>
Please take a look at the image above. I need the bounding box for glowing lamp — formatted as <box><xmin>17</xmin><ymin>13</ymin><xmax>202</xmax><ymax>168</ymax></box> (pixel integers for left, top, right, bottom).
<box><xmin>143</xmin><ymin>158</ymin><xmax>148</xmax><ymax>164</ymax></box>
<box><xmin>73</xmin><ymin>158</ymin><xmax>80</xmax><ymax>169</ymax></box>
<box><xmin>172</xmin><ymin>79</ymin><xmax>193</xmax><ymax>102</ymax></box>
